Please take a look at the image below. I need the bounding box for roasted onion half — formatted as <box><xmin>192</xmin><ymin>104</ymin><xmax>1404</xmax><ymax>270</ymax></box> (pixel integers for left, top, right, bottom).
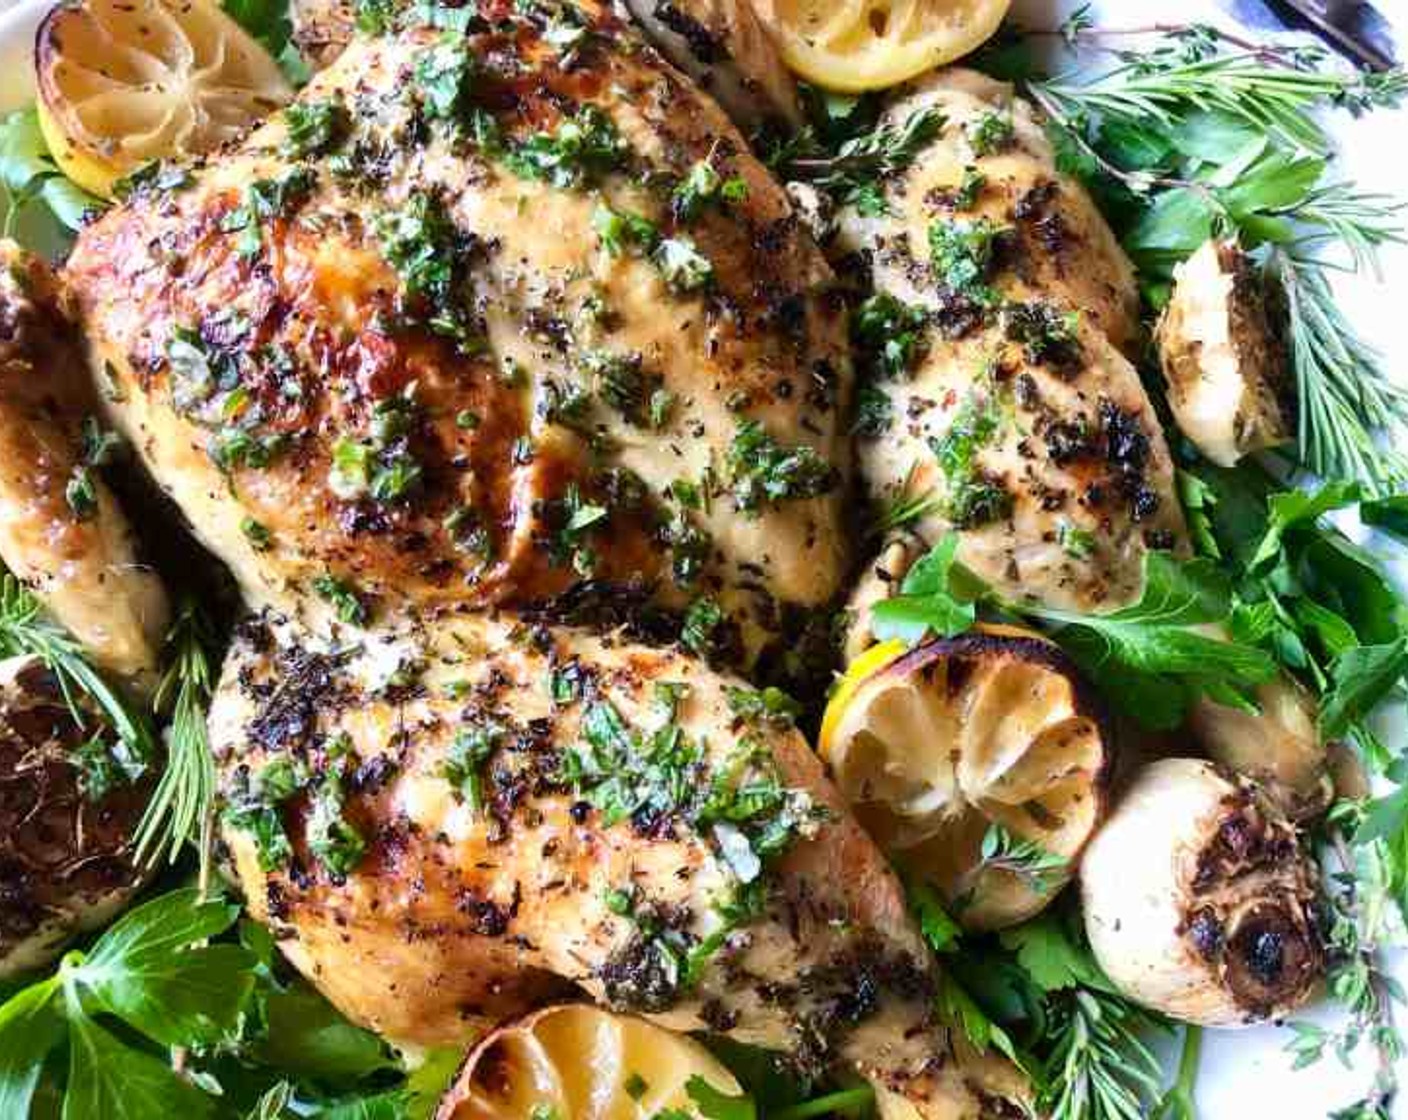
<box><xmin>435</xmin><ymin>1004</ymin><xmax>742</xmax><ymax>1120</ymax></box>
<box><xmin>0</xmin><ymin>654</ymin><xmax>148</xmax><ymax>978</ymax></box>
<box><xmin>1081</xmin><ymin>758</ymin><xmax>1324</xmax><ymax>1027</ymax></box>
<box><xmin>821</xmin><ymin>626</ymin><xmax>1111</xmax><ymax>931</ymax></box>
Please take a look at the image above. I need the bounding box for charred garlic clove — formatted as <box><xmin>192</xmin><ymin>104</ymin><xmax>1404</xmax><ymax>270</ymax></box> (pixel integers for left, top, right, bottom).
<box><xmin>821</xmin><ymin>625</ymin><xmax>1111</xmax><ymax>931</ymax></box>
<box><xmin>1154</xmin><ymin>239</ymin><xmax>1294</xmax><ymax>468</ymax></box>
<box><xmin>1189</xmin><ymin>675</ymin><xmax>1330</xmax><ymax>818</ymax></box>
<box><xmin>1081</xmin><ymin>758</ymin><xmax>1323</xmax><ymax>1027</ymax></box>
<box><xmin>0</xmin><ymin>655</ymin><xmax>149</xmax><ymax>978</ymax></box>
<box><xmin>435</xmin><ymin>1004</ymin><xmax>742</xmax><ymax>1120</ymax></box>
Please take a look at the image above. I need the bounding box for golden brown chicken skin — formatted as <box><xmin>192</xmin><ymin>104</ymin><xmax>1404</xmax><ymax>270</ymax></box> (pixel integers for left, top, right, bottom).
<box><xmin>0</xmin><ymin>242</ymin><xmax>169</xmax><ymax>693</ymax></box>
<box><xmin>838</xmin><ymin>70</ymin><xmax>1186</xmax><ymax>613</ymax></box>
<box><xmin>213</xmin><ymin>609</ymin><xmax>1022</xmax><ymax>1117</ymax></box>
<box><xmin>64</xmin><ymin>5</ymin><xmax>852</xmax><ymax>660</ymax></box>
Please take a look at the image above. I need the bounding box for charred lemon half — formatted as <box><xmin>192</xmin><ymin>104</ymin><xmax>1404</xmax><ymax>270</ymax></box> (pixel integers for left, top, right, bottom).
<box><xmin>35</xmin><ymin>0</ymin><xmax>293</xmax><ymax>197</ymax></box>
<box><xmin>759</xmin><ymin>0</ymin><xmax>1011</xmax><ymax>93</ymax></box>
<box><xmin>820</xmin><ymin>625</ymin><xmax>1110</xmax><ymax>930</ymax></box>
<box><xmin>436</xmin><ymin>1004</ymin><xmax>742</xmax><ymax>1120</ymax></box>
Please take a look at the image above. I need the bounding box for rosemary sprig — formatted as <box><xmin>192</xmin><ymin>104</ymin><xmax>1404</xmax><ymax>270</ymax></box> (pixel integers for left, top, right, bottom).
<box><xmin>1042</xmin><ymin>987</ymin><xmax>1166</xmax><ymax>1120</ymax></box>
<box><xmin>1034</xmin><ymin>48</ymin><xmax>1400</xmax><ymax>156</ymax></box>
<box><xmin>1271</xmin><ymin>250</ymin><xmax>1408</xmax><ymax>495</ymax></box>
<box><xmin>1020</xmin><ymin>29</ymin><xmax>1408</xmax><ymax>497</ymax></box>
<box><xmin>0</xmin><ymin>566</ymin><xmax>155</xmax><ymax>763</ymax></box>
<box><xmin>133</xmin><ymin>601</ymin><xmax>220</xmax><ymax>882</ymax></box>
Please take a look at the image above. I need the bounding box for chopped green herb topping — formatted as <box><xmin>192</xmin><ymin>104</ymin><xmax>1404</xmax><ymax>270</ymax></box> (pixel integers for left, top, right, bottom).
<box><xmin>282</xmin><ymin>98</ymin><xmax>348</xmax><ymax>158</ymax></box>
<box><xmin>1001</xmin><ymin>301</ymin><xmax>1082</xmax><ymax>369</ymax></box>
<box><xmin>967</xmin><ymin>110</ymin><xmax>1015</xmax><ymax>156</ymax></box>
<box><xmin>312</xmin><ymin>573</ymin><xmax>369</xmax><ymax>627</ymax></box>
<box><xmin>221</xmin><ymin>168</ymin><xmax>316</xmax><ymax>259</ymax></box>
<box><xmin>930</xmin><ymin>389</ymin><xmax>1011</xmax><ymax>529</ymax></box>
<box><xmin>854</xmin><ymin>383</ymin><xmax>893</xmax><ymax>438</ymax></box>
<box><xmin>928</xmin><ymin>217</ymin><xmax>1009</xmax><ymax>301</ymax></box>
<box><xmin>725</xmin><ymin>686</ymin><xmax>801</xmax><ymax>727</ymax></box>
<box><xmin>240</xmin><ymin>516</ymin><xmax>273</xmax><ymax>551</ymax></box>
<box><xmin>592</xmin><ymin>203</ymin><xmax>659</xmax><ymax>257</ymax></box>
<box><xmin>414</xmin><ymin>36</ymin><xmax>475</xmax><ymax>121</ymax></box>
<box><xmin>682</xmin><ymin>596</ymin><xmax>726</xmax><ymax>658</ymax></box>
<box><xmin>563</xmin><ymin>697</ymin><xmax>821</xmax><ymax>871</ymax></box>
<box><xmin>671</xmin><ymin>159</ymin><xmax>746</xmax><ymax>222</ymax></box>
<box><xmin>306</xmin><ymin>760</ymin><xmax>366</xmax><ymax>878</ymax></box>
<box><xmin>440</xmin><ymin>715</ymin><xmax>509</xmax><ymax>812</ymax></box>
<box><xmin>551</xmin><ymin>482</ymin><xmax>609</xmax><ymax>574</ymax></box>
<box><xmin>221</xmin><ymin>755</ymin><xmax>305</xmax><ymax>871</ymax></box>
<box><xmin>852</xmin><ymin>292</ymin><xmax>929</xmax><ymax>381</ymax></box>
<box><xmin>504</xmin><ymin>105</ymin><xmax>628</xmax><ymax>189</ymax></box>
<box><xmin>652</xmin><ymin>237</ymin><xmax>715</xmax><ymax>293</ymax></box>
<box><xmin>727</xmin><ymin>420</ymin><xmax>838</xmax><ymax>513</ymax></box>
<box><xmin>373</xmin><ymin>190</ymin><xmax>481</xmax><ymax>347</ymax></box>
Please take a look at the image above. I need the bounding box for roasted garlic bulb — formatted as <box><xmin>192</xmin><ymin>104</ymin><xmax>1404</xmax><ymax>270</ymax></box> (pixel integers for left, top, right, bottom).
<box><xmin>821</xmin><ymin>625</ymin><xmax>1110</xmax><ymax>930</ymax></box>
<box><xmin>436</xmin><ymin>1004</ymin><xmax>742</xmax><ymax>1120</ymax></box>
<box><xmin>1154</xmin><ymin>239</ymin><xmax>1293</xmax><ymax>468</ymax></box>
<box><xmin>0</xmin><ymin>654</ymin><xmax>148</xmax><ymax>978</ymax></box>
<box><xmin>1190</xmin><ymin>675</ymin><xmax>1329</xmax><ymax>818</ymax></box>
<box><xmin>1081</xmin><ymin>759</ymin><xmax>1323</xmax><ymax>1026</ymax></box>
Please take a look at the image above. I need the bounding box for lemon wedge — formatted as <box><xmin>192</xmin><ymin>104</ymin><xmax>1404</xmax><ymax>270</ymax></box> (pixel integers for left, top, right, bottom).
<box><xmin>820</xmin><ymin>625</ymin><xmax>1109</xmax><ymax>931</ymax></box>
<box><xmin>757</xmin><ymin>0</ymin><xmax>1012</xmax><ymax>93</ymax></box>
<box><xmin>436</xmin><ymin>1004</ymin><xmax>742</xmax><ymax>1120</ymax></box>
<box><xmin>35</xmin><ymin>0</ymin><xmax>294</xmax><ymax>198</ymax></box>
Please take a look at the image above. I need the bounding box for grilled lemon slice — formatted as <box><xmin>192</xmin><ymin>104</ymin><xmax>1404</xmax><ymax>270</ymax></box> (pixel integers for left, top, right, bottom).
<box><xmin>820</xmin><ymin>625</ymin><xmax>1109</xmax><ymax>930</ymax></box>
<box><xmin>35</xmin><ymin>0</ymin><xmax>293</xmax><ymax>198</ymax></box>
<box><xmin>436</xmin><ymin>1005</ymin><xmax>743</xmax><ymax>1120</ymax></box>
<box><xmin>758</xmin><ymin>0</ymin><xmax>1011</xmax><ymax>93</ymax></box>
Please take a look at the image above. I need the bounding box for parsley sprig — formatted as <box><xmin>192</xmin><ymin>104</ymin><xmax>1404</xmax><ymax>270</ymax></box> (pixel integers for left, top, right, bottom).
<box><xmin>871</xmin><ymin>535</ymin><xmax>1275</xmax><ymax>728</ymax></box>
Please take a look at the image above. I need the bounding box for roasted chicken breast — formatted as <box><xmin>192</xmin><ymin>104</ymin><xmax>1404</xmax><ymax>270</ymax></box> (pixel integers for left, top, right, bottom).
<box><xmin>213</xmin><ymin>609</ymin><xmax>1022</xmax><ymax>1116</ymax></box>
<box><xmin>64</xmin><ymin>5</ymin><xmax>852</xmax><ymax>662</ymax></box>
<box><xmin>838</xmin><ymin>70</ymin><xmax>1187</xmax><ymax>613</ymax></box>
<box><xmin>0</xmin><ymin>241</ymin><xmax>169</xmax><ymax>693</ymax></box>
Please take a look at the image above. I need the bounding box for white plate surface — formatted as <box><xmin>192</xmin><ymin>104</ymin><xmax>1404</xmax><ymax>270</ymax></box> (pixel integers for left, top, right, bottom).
<box><xmin>0</xmin><ymin>0</ymin><xmax>1403</xmax><ymax>1113</ymax></box>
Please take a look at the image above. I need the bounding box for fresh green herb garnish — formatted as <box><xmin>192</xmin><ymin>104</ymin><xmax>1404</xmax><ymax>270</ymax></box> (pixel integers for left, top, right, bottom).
<box><xmin>727</xmin><ymin>420</ymin><xmax>838</xmax><ymax>514</ymax></box>
<box><xmin>440</xmin><ymin>715</ymin><xmax>508</xmax><ymax>813</ymax></box>
<box><xmin>282</xmin><ymin>98</ymin><xmax>347</xmax><ymax>158</ymax></box>
<box><xmin>504</xmin><ymin>105</ymin><xmax>628</xmax><ymax>189</ymax></box>
<box><xmin>132</xmin><ymin>603</ymin><xmax>220</xmax><ymax>877</ymax></box>
<box><xmin>312</xmin><ymin>573</ymin><xmax>369</xmax><ymax>627</ymax></box>
<box><xmin>783</xmin><ymin>106</ymin><xmax>946</xmax><ymax>214</ymax></box>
